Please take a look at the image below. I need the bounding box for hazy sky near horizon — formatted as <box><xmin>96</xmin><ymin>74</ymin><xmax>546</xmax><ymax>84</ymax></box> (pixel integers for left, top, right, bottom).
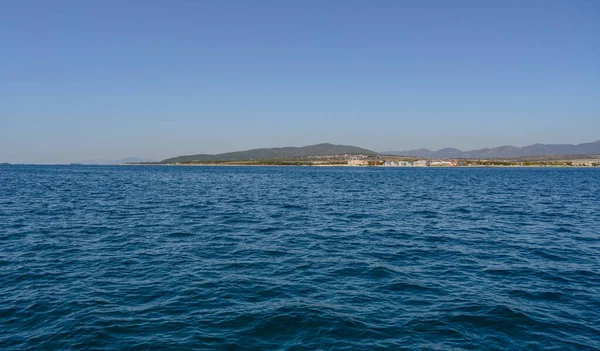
<box><xmin>1</xmin><ymin>0</ymin><xmax>599</xmax><ymax>163</ymax></box>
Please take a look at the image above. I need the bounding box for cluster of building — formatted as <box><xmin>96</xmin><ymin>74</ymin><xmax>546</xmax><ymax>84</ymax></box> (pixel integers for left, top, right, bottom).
<box><xmin>429</xmin><ymin>160</ymin><xmax>459</xmax><ymax>167</ymax></box>
<box><xmin>570</xmin><ymin>161</ymin><xmax>600</xmax><ymax>167</ymax></box>
<box><xmin>348</xmin><ymin>159</ymin><xmax>459</xmax><ymax>167</ymax></box>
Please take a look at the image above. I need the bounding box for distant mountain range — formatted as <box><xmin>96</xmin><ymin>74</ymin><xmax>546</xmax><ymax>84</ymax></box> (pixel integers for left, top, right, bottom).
<box><xmin>161</xmin><ymin>143</ymin><xmax>377</xmax><ymax>163</ymax></box>
<box><xmin>81</xmin><ymin>157</ymin><xmax>157</xmax><ymax>165</ymax></box>
<box><xmin>384</xmin><ymin>141</ymin><xmax>600</xmax><ymax>158</ymax></box>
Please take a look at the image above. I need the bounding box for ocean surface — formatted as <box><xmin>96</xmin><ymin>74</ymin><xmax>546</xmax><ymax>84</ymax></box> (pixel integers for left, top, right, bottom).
<box><xmin>1</xmin><ymin>165</ymin><xmax>599</xmax><ymax>350</ymax></box>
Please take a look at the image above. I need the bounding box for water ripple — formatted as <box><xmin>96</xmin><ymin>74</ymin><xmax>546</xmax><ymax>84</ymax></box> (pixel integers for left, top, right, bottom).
<box><xmin>1</xmin><ymin>166</ymin><xmax>599</xmax><ymax>350</ymax></box>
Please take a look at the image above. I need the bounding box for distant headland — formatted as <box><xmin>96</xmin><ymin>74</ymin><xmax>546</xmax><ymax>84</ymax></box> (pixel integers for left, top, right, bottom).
<box><xmin>161</xmin><ymin>143</ymin><xmax>378</xmax><ymax>164</ymax></box>
<box><xmin>126</xmin><ymin>141</ymin><xmax>600</xmax><ymax>167</ymax></box>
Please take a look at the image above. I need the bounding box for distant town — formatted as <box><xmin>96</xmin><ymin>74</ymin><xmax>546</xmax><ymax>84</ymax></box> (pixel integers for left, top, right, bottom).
<box><xmin>347</xmin><ymin>155</ymin><xmax>600</xmax><ymax>167</ymax></box>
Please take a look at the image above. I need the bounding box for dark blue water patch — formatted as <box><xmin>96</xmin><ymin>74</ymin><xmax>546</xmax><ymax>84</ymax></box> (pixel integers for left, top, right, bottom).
<box><xmin>1</xmin><ymin>165</ymin><xmax>599</xmax><ymax>350</ymax></box>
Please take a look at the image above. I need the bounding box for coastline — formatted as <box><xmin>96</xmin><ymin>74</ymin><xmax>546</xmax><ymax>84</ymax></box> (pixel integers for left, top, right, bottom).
<box><xmin>121</xmin><ymin>163</ymin><xmax>600</xmax><ymax>168</ymax></box>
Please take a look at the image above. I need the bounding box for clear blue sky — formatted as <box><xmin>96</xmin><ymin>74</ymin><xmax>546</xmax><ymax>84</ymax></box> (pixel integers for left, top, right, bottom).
<box><xmin>1</xmin><ymin>0</ymin><xmax>598</xmax><ymax>163</ymax></box>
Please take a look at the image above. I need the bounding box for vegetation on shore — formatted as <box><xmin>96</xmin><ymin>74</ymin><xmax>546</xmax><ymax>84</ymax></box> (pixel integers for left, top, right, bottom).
<box><xmin>166</xmin><ymin>159</ymin><xmax>349</xmax><ymax>166</ymax></box>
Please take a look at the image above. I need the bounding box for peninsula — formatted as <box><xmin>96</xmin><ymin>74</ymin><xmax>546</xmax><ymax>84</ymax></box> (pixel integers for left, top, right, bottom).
<box><xmin>128</xmin><ymin>141</ymin><xmax>600</xmax><ymax>167</ymax></box>
<box><xmin>154</xmin><ymin>143</ymin><xmax>380</xmax><ymax>166</ymax></box>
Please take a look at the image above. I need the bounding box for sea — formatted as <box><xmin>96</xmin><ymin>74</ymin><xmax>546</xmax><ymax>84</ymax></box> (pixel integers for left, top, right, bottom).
<box><xmin>1</xmin><ymin>165</ymin><xmax>599</xmax><ymax>350</ymax></box>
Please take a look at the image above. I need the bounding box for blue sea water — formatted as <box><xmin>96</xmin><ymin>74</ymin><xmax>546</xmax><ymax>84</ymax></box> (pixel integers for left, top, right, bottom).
<box><xmin>1</xmin><ymin>165</ymin><xmax>599</xmax><ymax>350</ymax></box>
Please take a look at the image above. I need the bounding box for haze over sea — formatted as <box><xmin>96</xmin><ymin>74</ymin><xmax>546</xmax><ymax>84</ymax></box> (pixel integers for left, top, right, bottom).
<box><xmin>1</xmin><ymin>165</ymin><xmax>599</xmax><ymax>350</ymax></box>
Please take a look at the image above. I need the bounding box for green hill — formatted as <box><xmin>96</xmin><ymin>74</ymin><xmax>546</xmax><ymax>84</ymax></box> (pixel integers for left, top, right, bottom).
<box><xmin>161</xmin><ymin>143</ymin><xmax>378</xmax><ymax>163</ymax></box>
